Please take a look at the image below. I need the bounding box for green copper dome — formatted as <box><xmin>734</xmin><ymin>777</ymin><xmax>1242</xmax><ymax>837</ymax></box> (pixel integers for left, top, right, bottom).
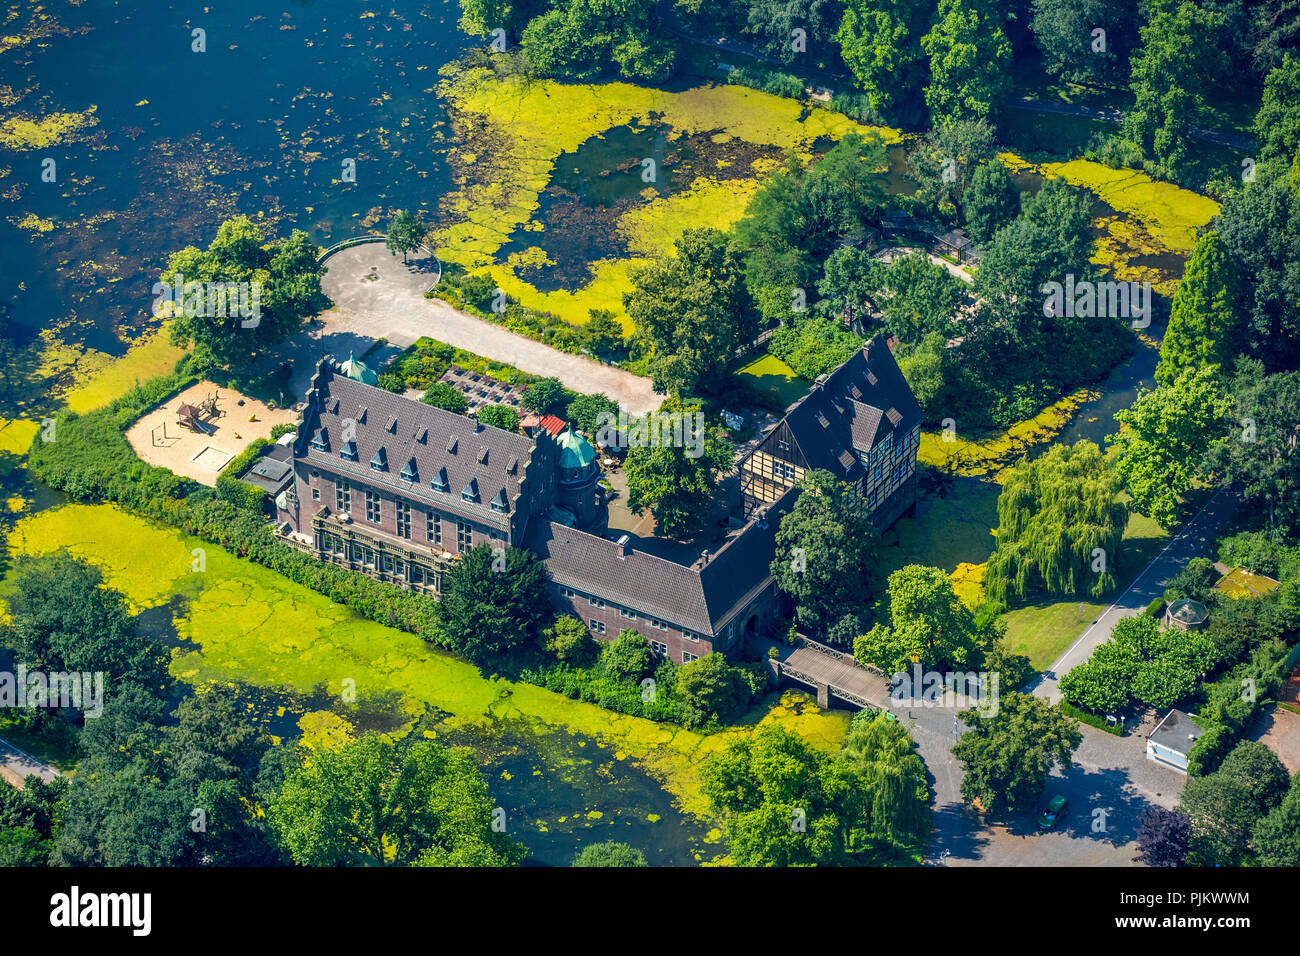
<box><xmin>338</xmin><ymin>351</ymin><xmax>378</xmax><ymax>386</ymax></box>
<box><xmin>556</xmin><ymin>425</ymin><xmax>597</xmax><ymax>470</ymax></box>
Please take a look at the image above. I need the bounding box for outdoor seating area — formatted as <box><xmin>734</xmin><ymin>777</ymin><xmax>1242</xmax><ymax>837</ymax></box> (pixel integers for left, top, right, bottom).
<box><xmin>124</xmin><ymin>380</ymin><xmax>297</xmax><ymax>487</ymax></box>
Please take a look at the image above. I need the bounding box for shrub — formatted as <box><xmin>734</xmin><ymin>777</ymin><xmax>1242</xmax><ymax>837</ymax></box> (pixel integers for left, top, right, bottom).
<box><xmin>215</xmin><ymin>438</ymin><xmax>273</xmax><ymax>512</ymax></box>
<box><xmin>420</xmin><ymin>383</ymin><xmax>469</xmax><ymax>415</ymax></box>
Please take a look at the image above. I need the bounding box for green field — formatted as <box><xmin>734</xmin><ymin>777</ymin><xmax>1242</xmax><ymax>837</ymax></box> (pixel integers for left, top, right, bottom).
<box><xmin>735</xmin><ymin>353</ymin><xmax>807</xmax><ymax>408</ymax></box>
<box><xmin>1000</xmin><ymin>510</ymin><xmax>1172</xmax><ymax>671</ymax></box>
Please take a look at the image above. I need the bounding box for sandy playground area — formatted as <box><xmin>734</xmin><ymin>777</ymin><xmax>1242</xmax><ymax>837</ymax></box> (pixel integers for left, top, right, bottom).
<box><xmin>125</xmin><ymin>381</ymin><xmax>297</xmax><ymax>487</ymax></box>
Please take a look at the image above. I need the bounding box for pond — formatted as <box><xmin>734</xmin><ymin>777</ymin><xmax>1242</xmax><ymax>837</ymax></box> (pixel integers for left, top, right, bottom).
<box><xmin>2</xmin><ymin>0</ymin><xmax>471</xmax><ymax>386</ymax></box>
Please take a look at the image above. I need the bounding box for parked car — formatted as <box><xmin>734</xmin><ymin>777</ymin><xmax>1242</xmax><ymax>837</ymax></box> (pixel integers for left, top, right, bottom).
<box><xmin>1038</xmin><ymin>794</ymin><xmax>1068</xmax><ymax>829</ymax></box>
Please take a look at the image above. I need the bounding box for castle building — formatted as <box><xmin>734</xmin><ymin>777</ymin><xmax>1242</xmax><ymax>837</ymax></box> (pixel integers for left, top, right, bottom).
<box><xmin>277</xmin><ymin>333</ymin><xmax>920</xmax><ymax>662</ymax></box>
<box><xmin>739</xmin><ymin>334</ymin><xmax>922</xmax><ymax>528</ymax></box>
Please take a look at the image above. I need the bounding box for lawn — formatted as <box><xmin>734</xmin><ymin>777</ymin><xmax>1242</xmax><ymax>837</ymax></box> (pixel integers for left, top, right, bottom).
<box><xmin>735</xmin><ymin>353</ymin><xmax>807</xmax><ymax>409</ymax></box>
<box><xmin>1000</xmin><ymin>509</ymin><xmax>1171</xmax><ymax>671</ymax></box>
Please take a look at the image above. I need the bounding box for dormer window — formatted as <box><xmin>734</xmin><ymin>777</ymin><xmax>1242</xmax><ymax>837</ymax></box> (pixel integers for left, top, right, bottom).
<box><xmin>490</xmin><ymin>489</ymin><xmax>508</xmax><ymax>513</ymax></box>
<box><xmin>507</xmin><ymin>457</ymin><xmax>518</xmax><ymax>475</ymax></box>
<box><xmin>357</xmin><ymin>406</ymin><xmax>367</xmax><ymax>425</ymax></box>
<box><xmin>311</xmin><ymin>428</ymin><xmax>330</xmax><ymax>452</ymax></box>
<box><xmin>386</xmin><ymin>416</ymin><xmax>397</xmax><ymax>434</ymax></box>
<box><xmin>478</xmin><ymin>447</ymin><xmax>488</xmax><ymax>465</ymax></box>
<box><xmin>370</xmin><ymin>447</ymin><xmax>388</xmax><ymax>471</ymax></box>
<box><xmin>462</xmin><ymin>478</ymin><xmax>479</xmax><ymax>503</ymax></box>
<box><xmin>340</xmin><ymin>440</ymin><xmax>358</xmax><ymax>462</ymax></box>
<box><xmin>447</xmin><ymin>437</ymin><xmax>458</xmax><ymax>455</ymax></box>
<box><xmin>431</xmin><ymin>467</ymin><xmax>449</xmax><ymax>493</ymax></box>
<box><xmin>400</xmin><ymin>458</ymin><xmax>418</xmax><ymax>482</ymax></box>
<box><xmin>415</xmin><ymin>427</ymin><xmax>427</xmax><ymax>444</ymax></box>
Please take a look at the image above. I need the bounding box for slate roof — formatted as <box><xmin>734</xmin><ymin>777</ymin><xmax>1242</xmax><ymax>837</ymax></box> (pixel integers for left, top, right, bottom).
<box><xmin>296</xmin><ymin>358</ymin><xmax>543</xmax><ymax>530</ymax></box>
<box><xmin>781</xmin><ymin>333</ymin><xmax>922</xmax><ymax>482</ymax></box>
<box><xmin>527</xmin><ymin>492</ymin><xmax>792</xmax><ymax>636</ymax></box>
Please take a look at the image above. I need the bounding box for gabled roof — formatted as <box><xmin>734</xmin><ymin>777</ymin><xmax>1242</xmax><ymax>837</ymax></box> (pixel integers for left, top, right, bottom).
<box><xmin>780</xmin><ymin>334</ymin><xmax>922</xmax><ymax>480</ymax></box>
<box><xmin>298</xmin><ymin>359</ymin><xmax>542</xmax><ymax>529</ymax></box>
<box><xmin>526</xmin><ymin>492</ymin><xmax>791</xmax><ymax>636</ymax></box>
<box><xmin>538</xmin><ymin>414</ymin><xmax>567</xmax><ymax>437</ymax></box>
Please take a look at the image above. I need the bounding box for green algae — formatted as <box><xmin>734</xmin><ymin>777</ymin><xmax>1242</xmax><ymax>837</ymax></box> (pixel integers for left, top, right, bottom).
<box><xmin>435</xmin><ymin>65</ymin><xmax>900</xmax><ymax>327</ymax></box>
<box><xmin>6</xmin><ymin>503</ymin><xmax>851</xmax><ymax>823</ymax></box>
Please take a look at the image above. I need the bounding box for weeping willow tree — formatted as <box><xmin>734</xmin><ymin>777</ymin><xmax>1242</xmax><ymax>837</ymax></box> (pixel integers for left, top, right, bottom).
<box><xmin>985</xmin><ymin>442</ymin><xmax>1128</xmax><ymax>605</ymax></box>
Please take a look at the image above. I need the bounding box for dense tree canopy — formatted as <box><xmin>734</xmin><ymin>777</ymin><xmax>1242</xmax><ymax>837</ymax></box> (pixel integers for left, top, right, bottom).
<box><xmin>435</xmin><ymin>544</ymin><xmax>551</xmax><ymax>668</ymax></box>
<box><xmin>986</xmin><ymin>442</ymin><xmax>1129</xmax><ymax>604</ymax></box>
<box><xmin>952</xmin><ymin>692</ymin><xmax>1081</xmax><ymax>815</ymax></box>
<box><xmin>164</xmin><ymin>215</ymin><xmax>325</xmax><ymax>369</ymax></box>
<box><xmin>268</xmin><ymin>733</ymin><xmax>524</xmax><ymax>866</ymax></box>
<box><xmin>1111</xmin><ymin>367</ymin><xmax>1230</xmax><ymax>527</ymax></box>
<box><xmin>772</xmin><ymin>469</ymin><xmax>881</xmax><ymax>639</ymax></box>
<box><xmin>1121</xmin><ymin>1</ymin><xmax>1227</xmax><ymax>176</ymax></box>
<box><xmin>1155</xmin><ymin>232</ymin><xmax>1243</xmax><ymax>385</ymax></box>
<box><xmin>1207</xmin><ymin>364</ymin><xmax>1300</xmax><ymax>531</ymax></box>
<box><xmin>623</xmin><ymin>398</ymin><xmax>732</xmax><ymax>537</ymax></box>
<box><xmin>625</xmin><ymin>228</ymin><xmax>757</xmax><ymax>397</ymax></box>
<box><xmin>853</xmin><ymin>564</ymin><xmax>981</xmax><ymax>673</ymax></box>
<box><xmin>921</xmin><ymin>0</ymin><xmax>1013</xmax><ymax>126</ymax></box>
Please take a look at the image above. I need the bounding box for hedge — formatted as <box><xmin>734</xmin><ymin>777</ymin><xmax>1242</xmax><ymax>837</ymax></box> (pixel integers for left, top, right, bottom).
<box><xmin>215</xmin><ymin>438</ymin><xmax>273</xmax><ymax>511</ymax></box>
<box><xmin>1060</xmin><ymin>700</ymin><xmax>1125</xmax><ymax>736</ymax></box>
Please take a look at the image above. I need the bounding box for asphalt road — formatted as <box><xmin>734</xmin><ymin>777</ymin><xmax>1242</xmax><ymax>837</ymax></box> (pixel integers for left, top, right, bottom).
<box><xmin>0</xmin><ymin>736</ymin><xmax>60</xmax><ymax>789</ymax></box>
<box><xmin>1031</xmin><ymin>487</ymin><xmax>1241</xmax><ymax>703</ymax></box>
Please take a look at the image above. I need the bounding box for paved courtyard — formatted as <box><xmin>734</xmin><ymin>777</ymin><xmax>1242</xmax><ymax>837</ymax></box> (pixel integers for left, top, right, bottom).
<box><xmin>271</xmin><ymin>245</ymin><xmax>662</xmax><ymax>416</ymax></box>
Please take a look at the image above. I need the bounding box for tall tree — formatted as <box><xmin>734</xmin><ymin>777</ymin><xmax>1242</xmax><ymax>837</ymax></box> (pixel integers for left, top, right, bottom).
<box><xmin>1029</xmin><ymin>0</ymin><xmax>1137</xmax><ymax>88</ymax></box>
<box><xmin>771</xmin><ymin>469</ymin><xmax>880</xmax><ymax>639</ymax></box>
<box><xmin>1121</xmin><ymin>1</ymin><xmax>1227</xmax><ymax>175</ymax></box>
<box><xmin>836</xmin><ymin>0</ymin><xmax>933</xmax><ymax>122</ymax></box>
<box><xmin>386</xmin><ymin>209</ymin><xmax>427</xmax><ymax>264</ymax></box>
<box><xmin>435</xmin><ymin>544</ymin><xmax>550</xmax><ymax>667</ymax></box>
<box><xmin>2</xmin><ymin>551</ymin><xmax>168</xmax><ymax>691</ymax></box>
<box><xmin>1207</xmin><ymin>365</ymin><xmax>1300</xmax><ymax>531</ymax></box>
<box><xmin>839</xmin><ymin>713</ymin><xmax>931</xmax><ymax>854</ymax></box>
<box><xmin>853</xmin><ymin>564</ymin><xmax>981</xmax><ymax>673</ymax></box>
<box><xmin>622</xmin><ymin>398</ymin><xmax>732</xmax><ymax>537</ymax></box>
<box><xmin>268</xmin><ymin>733</ymin><xmax>524</xmax><ymax>866</ymax></box>
<box><xmin>625</xmin><ymin>228</ymin><xmax>756</xmax><ymax>397</ymax></box>
<box><xmin>1111</xmin><ymin>367</ymin><xmax>1230</xmax><ymax>527</ymax></box>
<box><xmin>1254</xmin><ymin>54</ymin><xmax>1300</xmax><ymax>171</ymax></box>
<box><xmin>1135</xmin><ymin>806</ymin><xmax>1191</xmax><ymax>866</ymax></box>
<box><xmin>961</xmin><ymin>160</ymin><xmax>1019</xmax><ymax>244</ymax></box>
<box><xmin>164</xmin><ymin>215</ymin><xmax>325</xmax><ymax>369</ymax></box>
<box><xmin>952</xmin><ymin>692</ymin><xmax>1082</xmax><ymax>815</ymax></box>
<box><xmin>874</xmin><ymin>252</ymin><xmax>964</xmax><ymax>344</ymax></box>
<box><xmin>1214</xmin><ymin>175</ymin><xmax>1300</xmax><ymax>370</ymax></box>
<box><xmin>700</xmin><ymin>724</ymin><xmax>863</xmax><ymax>866</ymax></box>
<box><xmin>1155</xmin><ymin>233</ymin><xmax>1243</xmax><ymax>385</ymax></box>
<box><xmin>921</xmin><ymin>0</ymin><xmax>1013</xmax><ymax>126</ymax></box>
<box><xmin>1253</xmin><ymin>774</ymin><xmax>1300</xmax><ymax>866</ymax></box>
<box><xmin>986</xmin><ymin>442</ymin><xmax>1129</xmax><ymax>604</ymax></box>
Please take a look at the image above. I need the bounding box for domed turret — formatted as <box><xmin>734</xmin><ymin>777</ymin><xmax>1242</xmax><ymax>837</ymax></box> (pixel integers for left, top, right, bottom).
<box><xmin>337</xmin><ymin>351</ymin><xmax>379</xmax><ymax>386</ymax></box>
<box><xmin>554</xmin><ymin>424</ymin><xmax>600</xmax><ymax>526</ymax></box>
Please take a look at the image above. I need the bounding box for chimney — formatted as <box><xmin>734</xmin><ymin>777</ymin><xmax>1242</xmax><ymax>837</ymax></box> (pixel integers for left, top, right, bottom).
<box><xmin>616</xmin><ymin>534</ymin><xmax>631</xmax><ymax>558</ymax></box>
<box><xmin>700</xmin><ymin>548</ymin><xmax>710</xmax><ymax>566</ymax></box>
<box><xmin>885</xmin><ymin>333</ymin><xmax>899</xmax><ymax>352</ymax></box>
